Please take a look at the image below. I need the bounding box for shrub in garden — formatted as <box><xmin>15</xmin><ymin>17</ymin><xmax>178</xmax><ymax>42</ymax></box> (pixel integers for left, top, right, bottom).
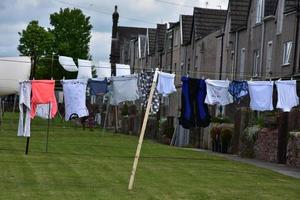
<box><xmin>220</xmin><ymin>128</ymin><xmax>233</xmax><ymax>153</ymax></box>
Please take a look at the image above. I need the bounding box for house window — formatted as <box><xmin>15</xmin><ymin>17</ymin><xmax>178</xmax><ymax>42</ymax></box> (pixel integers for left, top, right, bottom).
<box><xmin>167</xmin><ymin>33</ymin><xmax>172</xmax><ymax>50</ymax></box>
<box><xmin>240</xmin><ymin>48</ymin><xmax>246</xmax><ymax>78</ymax></box>
<box><xmin>256</xmin><ymin>0</ymin><xmax>263</xmax><ymax>23</ymax></box>
<box><xmin>174</xmin><ymin>30</ymin><xmax>178</xmax><ymax>46</ymax></box>
<box><xmin>283</xmin><ymin>41</ymin><xmax>293</xmax><ymax>65</ymax></box>
<box><xmin>253</xmin><ymin>49</ymin><xmax>260</xmax><ymax>76</ymax></box>
<box><xmin>266</xmin><ymin>41</ymin><xmax>273</xmax><ymax>76</ymax></box>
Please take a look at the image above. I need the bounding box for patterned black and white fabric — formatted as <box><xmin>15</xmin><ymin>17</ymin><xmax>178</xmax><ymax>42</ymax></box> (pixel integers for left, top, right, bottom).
<box><xmin>139</xmin><ymin>72</ymin><xmax>160</xmax><ymax>114</ymax></box>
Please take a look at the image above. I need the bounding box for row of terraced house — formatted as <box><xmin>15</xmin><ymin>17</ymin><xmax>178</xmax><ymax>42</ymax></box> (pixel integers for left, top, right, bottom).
<box><xmin>109</xmin><ymin>0</ymin><xmax>300</xmax><ymax>166</ymax></box>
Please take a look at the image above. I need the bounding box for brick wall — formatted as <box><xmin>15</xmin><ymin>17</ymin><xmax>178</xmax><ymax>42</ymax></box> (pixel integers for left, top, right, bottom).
<box><xmin>287</xmin><ymin>132</ymin><xmax>300</xmax><ymax>168</ymax></box>
<box><xmin>254</xmin><ymin>128</ymin><xmax>278</xmax><ymax>162</ymax></box>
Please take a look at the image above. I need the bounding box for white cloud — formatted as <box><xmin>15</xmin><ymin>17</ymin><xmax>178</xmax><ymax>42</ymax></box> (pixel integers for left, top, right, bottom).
<box><xmin>90</xmin><ymin>31</ymin><xmax>111</xmax><ymax>62</ymax></box>
<box><xmin>0</xmin><ymin>0</ymin><xmax>229</xmax><ymax>60</ymax></box>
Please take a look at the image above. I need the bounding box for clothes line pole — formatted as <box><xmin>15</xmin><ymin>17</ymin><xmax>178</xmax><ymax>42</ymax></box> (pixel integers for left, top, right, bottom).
<box><xmin>45</xmin><ymin>102</ymin><xmax>51</xmax><ymax>153</ymax></box>
<box><xmin>128</xmin><ymin>68</ymin><xmax>159</xmax><ymax>190</ymax></box>
<box><xmin>25</xmin><ymin>137</ymin><xmax>30</xmax><ymax>154</ymax></box>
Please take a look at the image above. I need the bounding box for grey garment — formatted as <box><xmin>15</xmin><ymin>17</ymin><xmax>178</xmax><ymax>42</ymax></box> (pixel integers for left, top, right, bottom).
<box><xmin>110</xmin><ymin>75</ymin><xmax>139</xmax><ymax>105</ymax></box>
<box><xmin>171</xmin><ymin>124</ymin><xmax>190</xmax><ymax>147</ymax></box>
<box><xmin>18</xmin><ymin>81</ymin><xmax>31</xmax><ymax>137</ymax></box>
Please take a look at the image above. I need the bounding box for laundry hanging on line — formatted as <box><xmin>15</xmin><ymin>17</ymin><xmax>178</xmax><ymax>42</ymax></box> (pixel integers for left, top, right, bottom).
<box><xmin>88</xmin><ymin>78</ymin><xmax>108</xmax><ymax>95</ymax></box>
<box><xmin>156</xmin><ymin>72</ymin><xmax>177</xmax><ymax>97</ymax></box>
<box><xmin>275</xmin><ymin>80</ymin><xmax>299</xmax><ymax>112</ymax></box>
<box><xmin>17</xmin><ymin>81</ymin><xmax>31</xmax><ymax>137</ymax></box>
<box><xmin>179</xmin><ymin>77</ymin><xmax>211</xmax><ymax>129</ymax></box>
<box><xmin>205</xmin><ymin>79</ymin><xmax>233</xmax><ymax>106</ymax></box>
<box><xmin>247</xmin><ymin>81</ymin><xmax>274</xmax><ymax>111</ymax></box>
<box><xmin>139</xmin><ymin>72</ymin><xmax>160</xmax><ymax>114</ymax></box>
<box><xmin>30</xmin><ymin>80</ymin><xmax>57</xmax><ymax>119</ymax></box>
<box><xmin>228</xmin><ymin>80</ymin><xmax>249</xmax><ymax>103</ymax></box>
<box><xmin>61</xmin><ymin>79</ymin><xmax>89</xmax><ymax>121</ymax></box>
<box><xmin>110</xmin><ymin>74</ymin><xmax>139</xmax><ymax>105</ymax></box>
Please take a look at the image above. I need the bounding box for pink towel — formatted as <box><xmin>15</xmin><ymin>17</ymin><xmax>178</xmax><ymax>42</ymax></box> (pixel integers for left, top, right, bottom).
<box><xmin>30</xmin><ymin>80</ymin><xmax>57</xmax><ymax>118</ymax></box>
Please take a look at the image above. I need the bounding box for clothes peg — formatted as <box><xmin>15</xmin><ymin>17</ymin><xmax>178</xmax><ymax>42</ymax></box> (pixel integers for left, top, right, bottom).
<box><xmin>250</xmin><ymin>77</ymin><xmax>253</xmax><ymax>81</ymax></box>
<box><xmin>186</xmin><ymin>72</ymin><xmax>189</xmax><ymax>78</ymax></box>
<box><xmin>202</xmin><ymin>75</ymin><xmax>205</xmax><ymax>80</ymax></box>
<box><xmin>291</xmin><ymin>76</ymin><xmax>293</xmax><ymax>80</ymax></box>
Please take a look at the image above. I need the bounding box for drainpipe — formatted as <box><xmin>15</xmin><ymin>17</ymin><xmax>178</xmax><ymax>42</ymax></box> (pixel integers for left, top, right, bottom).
<box><xmin>260</xmin><ymin>2</ymin><xmax>265</xmax><ymax>79</ymax></box>
<box><xmin>293</xmin><ymin>0</ymin><xmax>300</xmax><ymax>74</ymax></box>
<box><xmin>234</xmin><ymin>31</ymin><xmax>239</xmax><ymax>80</ymax></box>
<box><xmin>170</xmin><ymin>30</ymin><xmax>174</xmax><ymax>73</ymax></box>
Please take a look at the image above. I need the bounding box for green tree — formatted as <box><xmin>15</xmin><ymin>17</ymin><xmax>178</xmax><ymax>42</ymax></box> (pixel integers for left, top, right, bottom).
<box><xmin>49</xmin><ymin>8</ymin><xmax>93</xmax><ymax>79</ymax></box>
<box><xmin>18</xmin><ymin>20</ymin><xmax>54</xmax><ymax>79</ymax></box>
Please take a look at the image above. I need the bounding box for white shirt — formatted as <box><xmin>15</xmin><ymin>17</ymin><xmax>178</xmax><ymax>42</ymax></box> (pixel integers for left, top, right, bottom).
<box><xmin>62</xmin><ymin>79</ymin><xmax>89</xmax><ymax>121</ymax></box>
<box><xmin>247</xmin><ymin>81</ymin><xmax>274</xmax><ymax>111</ymax></box>
<box><xmin>275</xmin><ymin>80</ymin><xmax>299</xmax><ymax>112</ymax></box>
<box><xmin>205</xmin><ymin>79</ymin><xmax>233</xmax><ymax>105</ymax></box>
<box><xmin>156</xmin><ymin>72</ymin><xmax>176</xmax><ymax>97</ymax></box>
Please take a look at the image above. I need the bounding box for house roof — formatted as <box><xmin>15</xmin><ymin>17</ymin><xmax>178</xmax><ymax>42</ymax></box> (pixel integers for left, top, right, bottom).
<box><xmin>193</xmin><ymin>7</ymin><xmax>227</xmax><ymax>40</ymax></box>
<box><xmin>169</xmin><ymin>22</ymin><xmax>179</xmax><ymax>29</ymax></box>
<box><xmin>265</xmin><ymin>0</ymin><xmax>277</xmax><ymax>16</ymax></box>
<box><xmin>112</xmin><ymin>26</ymin><xmax>147</xmax><ymax>63</ymax></box>
<box><xmin>155</xmin><ymin>24</ymin><xmax>167</xmax><ymax>52</ymax></box>
<box><xmin>229</xmin><ymin>0</ymin><xmax>251</xmax><ymax>32</ymax></box>
<box><xmin>285</xmin><ymin>0</ymin><xmax>298</xmax><ymax>12</ymax></box>
<box><xmin>117</xmin><ymin>26</ymin><xmax>147</xmax><ymax>42</ymax></box>
<box><xmin>180</xmin><ymin>15</ymin><xmax>193</xmax><ymax>45</ymax></box>
<box><xmin>147</xmin><ymin>28</ymin><xmax>156</xmax><ymax>55</ymax></box>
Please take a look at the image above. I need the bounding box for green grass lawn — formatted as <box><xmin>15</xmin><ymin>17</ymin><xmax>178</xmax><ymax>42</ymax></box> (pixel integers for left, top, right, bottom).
<box><xmin>0</xmin><ymin>113</ymin><xmax>300</xmax><ymax>200</ymax></box>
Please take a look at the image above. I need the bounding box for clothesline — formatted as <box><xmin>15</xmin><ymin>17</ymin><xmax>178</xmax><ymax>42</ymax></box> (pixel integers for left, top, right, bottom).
<box><xmin>0</xmin><ymin>58</ymin><xmax>298</xmax><ymax>78</ymax></box>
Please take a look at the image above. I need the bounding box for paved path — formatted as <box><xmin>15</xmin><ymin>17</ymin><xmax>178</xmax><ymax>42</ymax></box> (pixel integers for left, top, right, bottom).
<box><xmin>185</xmin><ymin>148</ymin><xmax>300</xmax><ymax>179</ymax></box>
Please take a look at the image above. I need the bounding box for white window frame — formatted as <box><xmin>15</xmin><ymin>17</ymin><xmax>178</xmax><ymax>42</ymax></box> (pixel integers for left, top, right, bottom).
<box><xmin>266</xmin><ymin>41</ymin><xmax>273</xmax><ymax>76</ymax></box>
<box><xmin>283</xmin><ymin>41</ymin><xmax>293</xmax><ymax>65</ymax></box>
<box><xmin>253</xmin><ymin>49</ymin><xmax>261</xmax><ymax>77</ymax></box>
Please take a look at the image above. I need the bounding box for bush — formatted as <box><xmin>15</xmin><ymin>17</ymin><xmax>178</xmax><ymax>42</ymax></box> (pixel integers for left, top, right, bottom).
<box><xmin>121</xmin><ymin>104</ymin><xmax>128</xmax><ymax>116</ymax></box>
<box><xmin>211</xmin><ymin>116</ymin><xmax>231</xmax><ymax>124</ymax></box>
<box><xmin>220</xmin><ymin>128</ymin><xmax>233</xmax><ymax>153</ymax></box>
<box><xmin>239</xmin><ymin>125</ymin><xmax>260</xmax><ymax>158</ymax></box>
<box><xmin>210</xmin><ymin>127</ymin><xmax>221</xmax><ymax>152</ymax></box>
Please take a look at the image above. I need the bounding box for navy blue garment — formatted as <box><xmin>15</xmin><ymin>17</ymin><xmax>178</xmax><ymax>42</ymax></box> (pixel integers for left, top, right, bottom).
<box><xmin>179</xmin><ymin>77</ymin><xmax>192</xmax><ymax>128</ymax></box>
<box><xmin>228</xmin><ymin>80</ymin><xmax>248</xmax><ymax>103</ymax></box>
<box><xmin>179</xmin><ymin>77</ymin><xmax>211</xmax><ymax>129</ymax></box>
<box><xmin>88</xmin><ymin>78</ymin><xmax>108</xmax><ymax>95</ymax></box>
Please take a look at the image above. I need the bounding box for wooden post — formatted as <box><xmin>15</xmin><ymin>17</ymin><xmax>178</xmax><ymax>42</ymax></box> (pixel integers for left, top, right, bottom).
<box><xmin>128</xmin><ymin>68</ymin><xmax>159</xmax><ymax>190</ymax></box>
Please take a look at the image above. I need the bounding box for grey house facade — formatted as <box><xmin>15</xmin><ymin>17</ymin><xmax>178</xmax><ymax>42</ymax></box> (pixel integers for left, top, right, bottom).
<box><xmin>110</xmin><ymin>0</ymin><xmax>300</xmax><ymax>118</ymax></box>
<box><xmin>222</xmin><ymin>0</ymin><xmax>300</xmax><ymax>81</ymax></box>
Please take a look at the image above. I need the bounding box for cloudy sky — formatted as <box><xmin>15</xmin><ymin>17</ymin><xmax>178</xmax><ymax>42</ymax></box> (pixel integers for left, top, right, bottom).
<box><xmin>0</xmin><ymin>0</ymin><xmax>228</xmax><ymax>62</ymax></box>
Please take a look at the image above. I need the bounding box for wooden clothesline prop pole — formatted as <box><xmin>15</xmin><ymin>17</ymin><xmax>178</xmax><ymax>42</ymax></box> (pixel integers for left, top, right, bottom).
<box><xmin>128</xmin><ymin>68</ymin><xmax>159</xmax><ymax>190</ymax></box>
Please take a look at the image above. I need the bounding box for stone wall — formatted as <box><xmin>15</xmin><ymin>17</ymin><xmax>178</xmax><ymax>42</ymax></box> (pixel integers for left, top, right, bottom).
<box><xmin>286</xmin><ymin>132</ymin><xmax>300</xmax><ymax>168</ymax></box>
<box><xmin>254</xmin><ymin>128</ymin><xmax>278</xmax><ymax>162</ymax></box>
